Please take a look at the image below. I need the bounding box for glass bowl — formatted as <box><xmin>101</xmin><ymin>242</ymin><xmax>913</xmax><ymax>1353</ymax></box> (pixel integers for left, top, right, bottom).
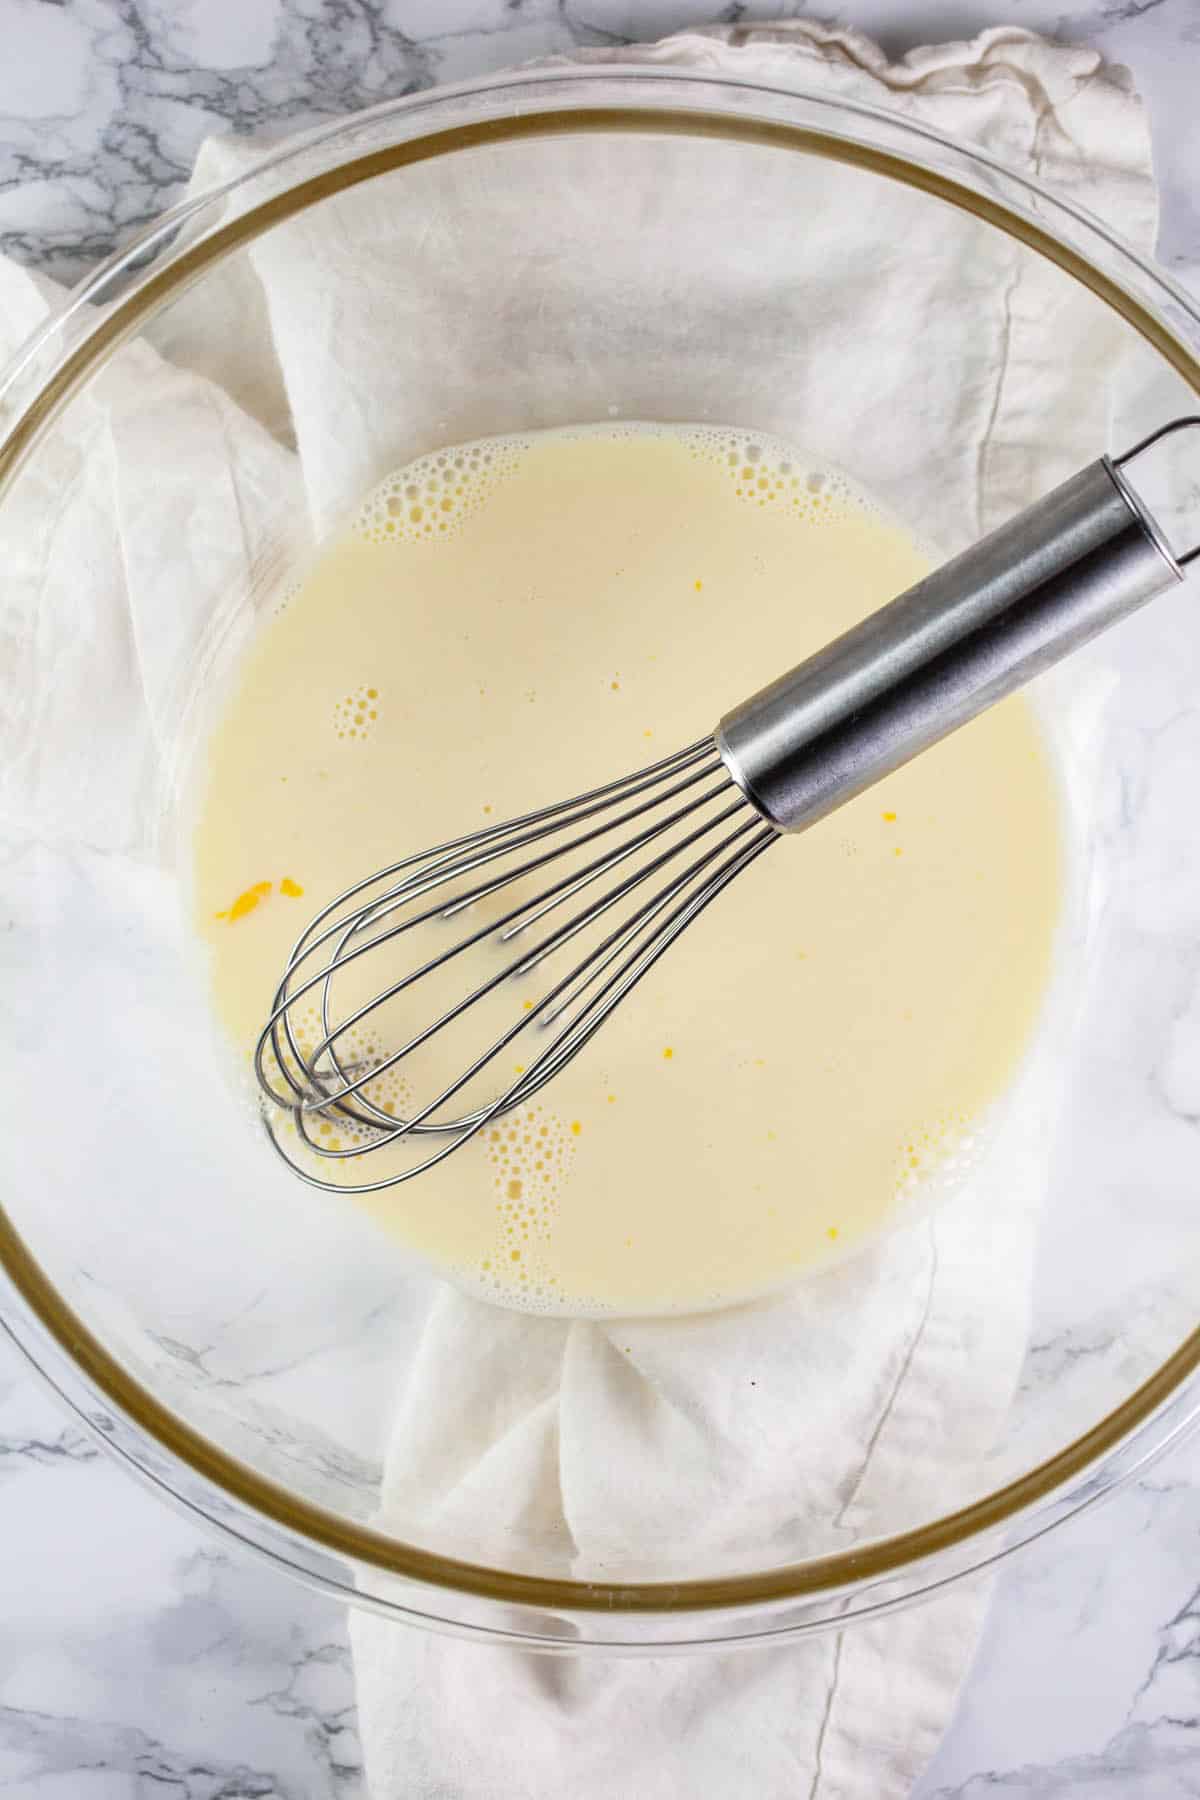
<box><xmin>2</xmin><ymin>66</ymin><xmax>1199</xmax><ymax>1652</ymax></box>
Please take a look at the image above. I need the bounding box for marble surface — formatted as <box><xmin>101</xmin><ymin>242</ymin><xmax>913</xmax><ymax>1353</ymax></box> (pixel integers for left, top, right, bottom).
<box><xmin>2</xmin><ymin>1</ymin><xmax>1200</xmax><ymax>1795</ymax></box>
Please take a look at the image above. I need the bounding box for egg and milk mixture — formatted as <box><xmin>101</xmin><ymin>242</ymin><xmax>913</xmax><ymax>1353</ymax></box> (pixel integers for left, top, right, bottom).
<box><xmin>193</xmin><ymin>424</ymin><xmax>1061</xmax><ymax>1316</ymax></box>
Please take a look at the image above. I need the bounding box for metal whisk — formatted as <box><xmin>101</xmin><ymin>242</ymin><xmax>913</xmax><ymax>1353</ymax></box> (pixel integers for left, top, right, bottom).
<box><xmin>256</xmin><ymin>420</ymin><xmax>1199</xmax><ymax>1192</ymax></box>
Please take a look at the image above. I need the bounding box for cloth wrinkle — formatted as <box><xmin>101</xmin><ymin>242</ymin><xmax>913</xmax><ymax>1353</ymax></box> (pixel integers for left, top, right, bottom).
<box><xmin>834</xmin><ymin>1227</ymin><xmax>941</xmax><ymax>1533</ymax></box>
<box><xmin>806</xmin><ymin>1635</ymin><xmax>846</xmax><ymax>1800</ymax></box>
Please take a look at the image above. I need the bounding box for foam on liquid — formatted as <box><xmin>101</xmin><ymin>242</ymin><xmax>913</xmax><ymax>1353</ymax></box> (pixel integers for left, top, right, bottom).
<box><xmin>193</xmin><ymin>423</ymin><xmax>1062</xmax><ymax>1317</ymax></box>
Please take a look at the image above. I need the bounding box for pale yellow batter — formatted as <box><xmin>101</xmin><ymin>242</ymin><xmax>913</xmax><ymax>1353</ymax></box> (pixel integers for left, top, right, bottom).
<box><xmin>193</xmin><ymin>424</ymin><xmax>1062</xmax><ymax>1316</ymax></box>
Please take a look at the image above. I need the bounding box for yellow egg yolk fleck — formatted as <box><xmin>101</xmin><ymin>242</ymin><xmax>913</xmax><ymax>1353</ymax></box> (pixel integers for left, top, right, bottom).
<box><xmin>216</xmin><ymin>876</ymin><xmax>305</xmax><ymax>920</ymax></box>
<box><xmin>221</xmin><ymin>880</ymin><xmax>272</xmax><ymax>922</ymax></box>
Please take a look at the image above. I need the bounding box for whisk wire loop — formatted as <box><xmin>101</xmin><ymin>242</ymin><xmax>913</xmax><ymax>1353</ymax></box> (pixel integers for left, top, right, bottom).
<box><xmin>255</xmin><ymin>737</ymin><xmax>778</xmax><ymax>1191</ymax></box>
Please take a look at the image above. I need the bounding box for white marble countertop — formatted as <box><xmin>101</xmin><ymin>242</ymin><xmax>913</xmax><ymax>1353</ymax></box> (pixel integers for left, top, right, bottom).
<box><xmin>2</xmin><ymin>2</ymin><xmax>1199</xmax><ymax>1795</ymax></box>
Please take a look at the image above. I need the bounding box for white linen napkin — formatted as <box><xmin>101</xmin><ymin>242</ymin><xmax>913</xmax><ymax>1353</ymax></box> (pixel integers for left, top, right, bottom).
<box><xmin>0</xmin><ymin>20</ymin><xmax>1157</xmax><ymax>1800</ymax></box>
<box><xmin>332</xmin><ymin>27</ymin><xmax>1155</xmax><ymax>1800</ymax></box>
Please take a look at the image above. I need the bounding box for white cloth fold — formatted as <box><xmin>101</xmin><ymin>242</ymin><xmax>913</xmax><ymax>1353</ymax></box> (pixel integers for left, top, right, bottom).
<box><xmin>0</xmin><ymin>19</ymin><xmax>1158</xmax><ymax>1800</ymax></box>
<box><xmin>335</xmin><ymin>26</ymin><xmax>1156</xmax><ymax>1800</ymax></box>
<box><xmin>0</xmin><ymin>257</ymin><xmax>307</xmax><ymax>858</ymax></box>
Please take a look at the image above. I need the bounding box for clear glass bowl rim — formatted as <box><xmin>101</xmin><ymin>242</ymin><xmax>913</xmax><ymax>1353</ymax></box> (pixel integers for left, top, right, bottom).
<box><xmin>2</xmin><ymin>62</ymin><xmax>1198</xmax><ymax>1647</ymax></box>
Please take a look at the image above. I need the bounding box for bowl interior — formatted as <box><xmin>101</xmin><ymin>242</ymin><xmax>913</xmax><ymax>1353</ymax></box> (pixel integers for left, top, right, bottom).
<box><xmin>2</xmin><ymin>76</ymin><xmax>1199</xmax><ymax>1642</ymax></box>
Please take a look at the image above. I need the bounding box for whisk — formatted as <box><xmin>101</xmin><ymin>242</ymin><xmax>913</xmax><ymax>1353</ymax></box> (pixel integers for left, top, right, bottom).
<box><xmin>256</xmin><ymin>419</ymin><xmax>1200</xmax><ymax>1191</ymax></box>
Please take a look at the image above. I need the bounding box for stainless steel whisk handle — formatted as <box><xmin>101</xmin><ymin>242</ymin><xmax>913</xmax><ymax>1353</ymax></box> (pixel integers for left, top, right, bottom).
<box><xmin>718</xmin><ymin>419</ymin><xmax>1200</xmax><ymax>834</ymax></box>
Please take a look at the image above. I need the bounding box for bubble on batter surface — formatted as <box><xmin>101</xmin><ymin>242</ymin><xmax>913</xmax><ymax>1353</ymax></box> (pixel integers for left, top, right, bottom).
<box><xmin>475</xmin><ymin>1103</ymin><xmax>576</xmax><ymax>1310</ymax></box>
<box><xmin>349</xmin><ymin>436</ymin><xmax>531</xmax><ymax>546</ymax></box>
<box><xmin>676</xmin><ymin>424</ymin><xmax>867</xmax><ymax>522</ymax></box>
<box><xmin>271</xmin><ymin>568</ymin><xmax>306</xmax><ymax>620</ymax></box>
<box><xmin>346</xmin><ymin>422</ymin><xmax>872</xmax><ymax>557</ymax></box>
<box><xmin>891</xmin><ymin>1105</ymin><xmax>988</xmax><ymax>1226</ymax></box>
<box><xmin>334</xmin><ymin>682</ymin><xmax>382</xmax><ymax>743</ymax></box>
<box><xmin>265</xmin><ymin>1004</ymin><xmax>418</xmax><ymax>1163</ymax></box>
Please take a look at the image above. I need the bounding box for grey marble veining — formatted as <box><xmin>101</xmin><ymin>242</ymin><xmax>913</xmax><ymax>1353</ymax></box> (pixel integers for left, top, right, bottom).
<box><xmin>0</xmin><ymin>0</ymin><xmax>803</xmax><ymax>285</ymax></box>
<box><xmin>921</xmin><ymin>1445</ymin><xmax>1200</xmax><ymax>1796</ymax></box>
<box><xmin>0</xmin><ymin>1357</ymin><xmax>365</xmax><ymax>1795</ymax></box>
<box><xmin>2</xmin><ymin>1338</ymin><xmax>1197</xmax><ymax>1795</ymax></box>
<box><xmin>2</xmin><ymin>1</ymin><xmax>1200</xmax><ymax>1796</ymax></box>
<box><xmin>5</xmin><ymin>0</ymin><xmax>1200</xmax><ymax>285</ymax></box>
